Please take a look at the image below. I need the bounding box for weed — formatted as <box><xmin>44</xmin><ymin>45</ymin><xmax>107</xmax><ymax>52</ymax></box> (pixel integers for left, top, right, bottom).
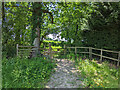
<box><xmin>2</xmin><ymin>56</ymin><xmax>56</xmax><ymax>88</ymax></box>
<box><xmin>63</xmin><ymin>53</ymin><xmax>119</xmax><ymax>88</ymax></box>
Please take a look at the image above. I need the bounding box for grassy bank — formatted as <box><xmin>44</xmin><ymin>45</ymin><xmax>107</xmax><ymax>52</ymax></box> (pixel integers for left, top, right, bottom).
<box><xmin>66</xmin><ymin>53</ymin><xmax>119</xmax><ymax>88</ymax></box>
<box><xmin>2</xmin><ymin>56</ymin><xmax>56</xmax><ymax>88</ymax></box>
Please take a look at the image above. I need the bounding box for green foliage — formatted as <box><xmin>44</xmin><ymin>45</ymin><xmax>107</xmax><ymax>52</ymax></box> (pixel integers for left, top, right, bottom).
<box><xmin>82</xmin><ymin>29</ymin><xmax>119</xmax><ymax>50</ymax></box>
<box><xmin>2</xmin><ymin>42</ymin><xmax>16</xmax><ymax>58</ymax></box>
<box><xmin>57</xmin><ymin>2</ymin><xmax>120</xmax><ymax>50</ymax></box>
<box><xmin>44</xmin><ymin>40</ymin><xmax>61</xmax><ymax>44</ymax></box>
<box><xmin>57</xmin><ymin>2</ymin><xmax>93</xmax><ymax>45</ymax></box>
<box><xmin>82</xmin><ymin>2</ymin><xmax>120</xmax><ymax>51</ymax></box>
<box><xmin>66</xmin><ymin>54</ymin><xmax>119</xmax><ymax>88</ymax></box>
<box><xmin>2</xmin><ymin>2</ymin><xmax>32</xmax><ymax>57</ymax></box>
<box><xmin>3</xmin><ymin>2</ymin><xmax>120</xmax><ymax>57</ymax></box>
<box><xmin>42</xmin><ymin>40</ymin><xmax>64</xmax><ymax>58</ymax></box>
<box><xmin>2</xmin><ymin>56</ymin><xmax>56</xmax><ymax>88</ymax></box>
<box><xmin>31</xmin><ymin>2</ymin><xmax>42</xmax><ymax>45</ymax></box>
<box><xmin>43</xmin><ymin>40</ymin><xmax>65</xmax><ymax>48</ymax></box>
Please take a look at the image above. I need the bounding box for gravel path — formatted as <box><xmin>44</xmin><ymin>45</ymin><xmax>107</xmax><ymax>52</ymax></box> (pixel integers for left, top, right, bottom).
<box><xmin>45</xmin><ymin>59</ymin><xmax>84</xmax><ymax>88</ymax></box>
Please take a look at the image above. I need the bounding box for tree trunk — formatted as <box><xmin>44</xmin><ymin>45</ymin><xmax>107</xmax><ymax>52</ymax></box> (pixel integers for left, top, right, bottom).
<box><xmin>32</xmin><ymin>2</ymin><xmax>42</xmax><ymax>56</ymax></box>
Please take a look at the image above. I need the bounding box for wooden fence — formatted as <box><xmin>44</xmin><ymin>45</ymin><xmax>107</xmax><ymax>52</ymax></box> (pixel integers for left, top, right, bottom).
<box><xmin>16</xmin><ymin>44</ymin><xmax>37</xmax><ymax>56</ymax></box>
<box><xmin>65</xmin><ymin>46</ymin><xmax>120</xmax><ymax>66</ymax></box>
<box><xmin>16</xmin><ymin>44</ymin><xmax>63</xmax><ymax>58</ymax></box>
<box><xmin>16</xmin><ymin>44</ymin><xmax>120</xmax><ymax>66</ymax></box>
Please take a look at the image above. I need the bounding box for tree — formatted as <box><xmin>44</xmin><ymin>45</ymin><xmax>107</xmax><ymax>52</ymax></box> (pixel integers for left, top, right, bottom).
<box><xmin>2</xmin><ymin>2</ymin><xmax>55</xmax><ymax>57</ymax></box>
<box><xmin>56</xmin><ymin>2</ymin><xmax>92</xmax><ymax>46</ymax></box>
<box><xmin>83</xmin><ymin>2</ymin><xmax>120</xmax><ymax>50</ymax></box>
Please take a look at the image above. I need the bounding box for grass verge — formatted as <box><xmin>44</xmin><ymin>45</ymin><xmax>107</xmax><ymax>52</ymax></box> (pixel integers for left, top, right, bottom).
<box><xmin>64</xmin><ymin>53</ymin><xmax>119</xmax><ymax>88</ymax></box>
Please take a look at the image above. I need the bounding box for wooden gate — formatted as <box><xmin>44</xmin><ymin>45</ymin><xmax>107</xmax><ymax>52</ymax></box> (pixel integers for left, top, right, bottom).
<box><xmin>41</xmin><ymin>43</ymin><xmax>65</xmax><ymax>59</ymax></box>
<box><xmin>16</xmin><ymin>43</ymin><xmax>65</xmax><ymax>59</ymax></box>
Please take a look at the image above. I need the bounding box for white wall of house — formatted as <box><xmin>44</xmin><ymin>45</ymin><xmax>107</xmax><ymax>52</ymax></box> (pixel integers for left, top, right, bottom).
<box><xmin>46</xmin><ymin>32</ymin><xmax>67</xmax><ymax>42</ymax></box>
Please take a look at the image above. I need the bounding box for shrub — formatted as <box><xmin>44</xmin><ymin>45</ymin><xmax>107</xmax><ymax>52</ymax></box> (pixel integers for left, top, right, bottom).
<box><xmin>2</xmin><ymin>56</ymin><xmax>56</xmax><ymax>88</ymax></box>
<box><xmin>65</xmin><ymin>53</ymin><xmax>119</xmax><ymax>88</ymax></box>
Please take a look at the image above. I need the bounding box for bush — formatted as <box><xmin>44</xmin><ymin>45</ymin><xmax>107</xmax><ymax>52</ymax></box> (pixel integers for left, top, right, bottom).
<box><xmin>2</xmin><ymin>56</ymin><xmax>56</xmax><ymax>88</ymax></box>
<box><xmin>65</xmin><ymin>53</ymin><xmax>119</xmax><ymax>88</ymax></box>
<box><xmin>76</xmin><ymin>58</ymin><xmax>118</xmax><ymax>88</ymax></box>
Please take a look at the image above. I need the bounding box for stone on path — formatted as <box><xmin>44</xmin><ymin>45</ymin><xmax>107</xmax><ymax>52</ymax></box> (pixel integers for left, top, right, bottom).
<box><xmin>45</xmin><ymin>59</ymin><xmax>84</xmax><ymax>88</ymax></box>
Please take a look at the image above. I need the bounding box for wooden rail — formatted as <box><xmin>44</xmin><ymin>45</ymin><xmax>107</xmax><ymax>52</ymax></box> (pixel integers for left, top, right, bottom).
<box><xmin>67</xmin><ymin>47</ymin><xmax>89</xmax><ymax>48</ymax></box>
<box><xmin>16</xmin><ymin>44</ymin><xmax>63</xmax><ymax>59</ymax></box>
<box><xmin>16</xmin><ymin>44</ymin><xmax>37</xmax><ymax>57</ymax></box>
<box><xmin>65</xmin><ymin>46</ymin><xmax>120</xmax><ymax>66</ymax></box>
<box><xmin>18</xmin><ymin>46</ymin><xmax>37</xmax><ymax>48</ymax></box>
<box><xmin>16</xmin><ymin>44</ymin><xmax>120</xmax><ymax>66</ymax></box>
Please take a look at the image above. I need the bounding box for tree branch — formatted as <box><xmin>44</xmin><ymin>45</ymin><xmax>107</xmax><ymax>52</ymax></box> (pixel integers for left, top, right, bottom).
<box><xmin>6</xmin><ymin>5</ymin><xmax>54</xmax><ymax>24</ymax></box>
<box><xmin>42</xmin><ymin>10</ymin><xmax>54</xmax><ymax>24</ymax></box>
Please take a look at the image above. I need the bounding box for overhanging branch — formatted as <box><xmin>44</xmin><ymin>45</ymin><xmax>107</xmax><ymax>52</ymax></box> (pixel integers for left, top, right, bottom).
<box><xmin>6</xmin><ymin>5</ymin><xmax>54</xmax><ymax>24</ymax></box>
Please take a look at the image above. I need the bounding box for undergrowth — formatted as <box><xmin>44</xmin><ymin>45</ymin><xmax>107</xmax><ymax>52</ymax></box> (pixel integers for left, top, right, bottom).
<box><xmin>2</xmin><ymin>56</ymin><xmax>56</xmax><ymax>88</ymax></box>
<box><xmin>66</xmin><ymin>53</ymin><xmax>119</xmax><ymax>88</ymax></box>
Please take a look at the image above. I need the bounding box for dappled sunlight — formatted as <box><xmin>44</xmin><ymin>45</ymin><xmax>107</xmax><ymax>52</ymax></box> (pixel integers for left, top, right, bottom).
<box><xmin>2</xmin><ymin>1</ymin><xmax>119</xmax><ymax>88</ymax></box>
<box><xmin>73</xmin><ymin>57</ymin><xmax>119</xmax><ymax>88</ymax></box>
<box><xmin>45</xmin><ymin>59</ymin><xmax>83</xmax><ymax>88</ymax></box>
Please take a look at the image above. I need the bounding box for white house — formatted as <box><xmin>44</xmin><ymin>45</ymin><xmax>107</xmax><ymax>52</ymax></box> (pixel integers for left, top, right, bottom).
<box><xmin>46</xmin><ymin>32</ymin><xmax>67</xmax><ymax>42</ymax></box>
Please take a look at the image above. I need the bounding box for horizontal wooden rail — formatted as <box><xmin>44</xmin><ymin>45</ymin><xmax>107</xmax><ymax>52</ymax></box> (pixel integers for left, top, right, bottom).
<box><xmin>102</xmin><ymin>55</ymin><xmax>118</xmax><ymax>61</ymax></box>
<box><xmin>75</xmin><ymin>47</ymin><xmax>89</xmax><ymax>49</ymax></box>
<box><xmin>92</xmin><ymin>51</ymin><xmax>119</xmax><ymax>62</ymax></box>
<box><xmin>18</xmin><ymin>49</ymin><xmax>36</xmax><ymax>51</ymax></box>
<box><xmin>16</xmin><ymin>44</ymin><xmax>120</xmax><ymax>66</ymax></box>
<box><xmin>18</xmin><ymin>46</ymin><xmax>37</xmax><ymax>48</ymax></box>
<box><xmin>66</xmin><ymin>51</ymin><xmax>89</xmax><ymax>53</ymax></box>
<box><xmin>66</xmin><ymin>46</ymin><xmax>120</xmax><ymax>66</ymax></box>
<box><xmin>78</xmin><ymin>52</ymin><xmax>89</xmax><ymax>54</ymax></box>
<box><xmin>92</xmin><ymin>47</ymin><xmax>119</xmax><ymax>53</ymax></box>
<box><xmin>18</xmin><ymin>51</ymin><xmax>35</xmax><ymax>53</ymax></box>
<box><xmin>91</xmin><ymin>47</ymin><xmax>101</xmax><ymax>51</ymax></box>
<box><xmin>92</xmin><ymin>52</ymin><xmax>101</xmax><ymax>57</ymax></box>
<box><xmin>67</xmin><ymin>47</ymin><xmax>89</xmax><ymax>48</ymax></box>
<box><xmin>102</xmin><ymin>49</ymin><xmax>119</xmax><ymax>53</ymax></box>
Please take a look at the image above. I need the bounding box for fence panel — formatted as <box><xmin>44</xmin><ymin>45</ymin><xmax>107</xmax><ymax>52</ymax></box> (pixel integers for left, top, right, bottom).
<box><xmin>66</xmin><ymin>46</ymin><xmax>119</xmax><ymax>66</ymax></box>
<box><xmin>16</xmin><ymin>44</ymin><xmax>120</xmax><ymax>66</ymax></box>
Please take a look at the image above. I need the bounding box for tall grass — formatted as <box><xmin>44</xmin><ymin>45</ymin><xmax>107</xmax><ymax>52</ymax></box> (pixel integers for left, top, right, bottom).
<box><xmin>2</xmin><ymin>56</ymin><xmax>56</xmax><ymax>88</ymax></box>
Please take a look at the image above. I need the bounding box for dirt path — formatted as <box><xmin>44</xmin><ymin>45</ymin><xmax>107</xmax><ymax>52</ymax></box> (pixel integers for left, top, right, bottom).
<box><xmin>45</xmin><ymin>59</ymin><xmax>84</xmax><ymax>88</ymax></box>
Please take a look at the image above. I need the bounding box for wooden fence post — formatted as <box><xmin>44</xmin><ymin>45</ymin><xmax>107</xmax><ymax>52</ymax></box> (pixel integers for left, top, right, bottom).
<box><xmin>89</xmin><ymin>47</ymin><xmax>92</xmax><ymax>60</ymax></box>
<box><xmin>43</xmin><ymin>45</ymin><xmax>45</xmax><ymax>55</ymax></box>
<box><xmin>75</xmin><ymin>47</ymin><xmax>77</xmax><ymax>59</ymax></box>
<box><xmin>44</xmin><ymin>45</ymin><xmax>46</xmax><ymax>49</ymax></box>
<box><xmin>100</xmin><ymin>49</ymin><xmax>103</xmax><ymax>62</ymax></box>
<box><xmin>49</xmin><ymin>43</ymin><xmax>52</xmax><ymax>59</ymax></box>
<box><xmin>16</xmin><ymin>44</ymin><xmax>18</xmax><ymax>56</ymax></box>
<box><xmin>64</xmin><ymin>44</ymin><xmax>66</xmax><ymax>55</ymax></box>
<box><xmin>75</xmin><ymin>47</ymin><xmax>77</xmax><ymax>54</ymax></box>
<box><xmin>117</xmin><ymin>51</ymin><xmax>120</xmax><ymax>66</ymax></box>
